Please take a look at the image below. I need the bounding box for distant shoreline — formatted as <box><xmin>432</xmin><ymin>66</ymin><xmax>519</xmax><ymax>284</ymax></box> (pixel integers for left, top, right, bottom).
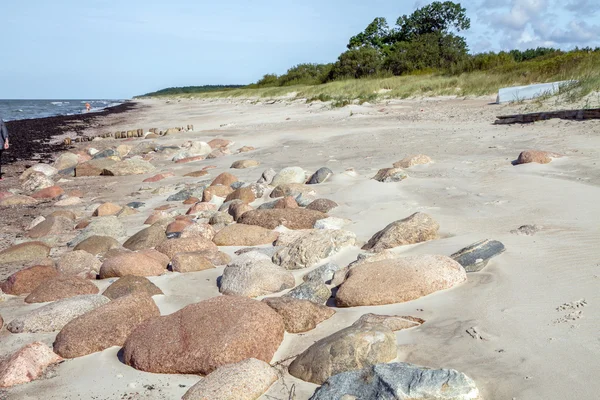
<box><xmin>3</xmin><ymin>101</ymin><xmax>138</xmax><ymax>165</ymax></box>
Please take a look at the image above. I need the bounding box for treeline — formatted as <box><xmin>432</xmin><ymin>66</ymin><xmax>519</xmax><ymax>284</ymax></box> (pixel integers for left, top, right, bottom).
<box><xmin>251</xmin><ymin>1</ymin><xmax>600</xmax><ymax>88</ymax></box>
<box><xmin>138</xmin><ymin>85</ymin><xmax>245</xmax><ymax>97</ymax></box>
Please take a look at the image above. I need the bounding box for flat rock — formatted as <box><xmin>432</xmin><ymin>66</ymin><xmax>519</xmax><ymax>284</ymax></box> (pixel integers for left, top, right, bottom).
<box><xmin>73</xmin><ymin>235</ymin><xmax>121</xmax><ymax>256</ymax></box>
<box><xmin>27</xmin><ymin>215</ymin><xmax>74</xmax><ymax>239</ymax></box>
<box><xmin>451</xmin><ymin>239</ymin><xmax>506</xmax><ymax>272</ymax></box>
<box><xmin>53</xmin><ymin>293</ymin><xmax>160</xmax><ymax>358</ymax></box>
<box><xmin>155</xmin><ymin>237</ymin><xmax>218</xmax><ymax>259</ymax></box>
<box><xmin>182</xmin><ymin>358</ymin><xmax>277</xmax><ymax>400</ymax></box>
<box><xmin>143</xmin><ymin>172</ymin><xmax>174</xmax><ymax>183</ymax></box>
<box><xmin>102</xmin><ymin>159</ymin><xmax>156</xmax><ymax>176</ymax></box>
<box><xmin>102</xmin><ymin>276</ymin><xmax>162</xmax><ymax>300</ymax></box>
<box><xmin>303</xmin><ymin>262</ymin><xmax>342</xmax><ymax>284</ymax></box>
<box><xmin>25</xmin><ymin>275</ymin><xmax>99</xmax><ymax>304</ymax></box>
<box><xmin>7</xmin><ymin>295</ymin><xmax>110</xmax><ymax>333</ymax></box>
<box><xmin>372</xmin><ymin>168</ymin><xmax>408</xmax><ymax>183</ymax></box>
<box><xmin>284</xmin><ymin>281</ymin><xmax>331</xmax><ymax>304</ymax></box>
<box><xmin>273</xmin><ymin>229</ymin><xmax>356</xmax><ymax>270</ymax></box>
<box><xmin>123</xmin><ymin>224</ymin><xmax>167</xmax><ymax>251</ymax></box>
<box><xmin>335</xmin><ymin>255</ymin><xmax>467</xmax><ymax>307</ymax></box>
<box><xmin>31</xmin><ymin>186</ymin><xmax>64</xmax><ymax>199</ymax></box>
<box><xmin>511</xmin><ymin>224</ymin><xmax>540</xmax><ymax>236</ymax></box>
<box><xmin>238</xmin><ymin>208</ymin><xmax>327</xmax><ymax>230</ymax></box>
<box><xmin>212</xmin><ymin>224</ymin><xmax>279</xmax><ymax>246</ymax></box>
<box><xmin>207</xmin><ymin>138</ymin><xmax>232</xmax><ymax>149</ymax></box>
<box><xmin>0</xmin><ymin>195</ymin><xmax>38</xmax><ymax>207</ymax></box>
<box><xmin>309</xmin><ymin>362</ymin><xmax>480</xmax><ymax>400</ymax></box>
<box><xmin>0</xmin><ymin>242</ymin><xmax>51</xmax><ymax>265</ymax></box>
<box><xmin>171</xmin><ymin>252</ymin><xmax>215</xmax><ymax>273</ymax></box>
<box><xmin>220</xmin><ymin>252</ymin><xmax>295</xmax><ymax>298</ymax></box>
<box><xmin>306</xmin><ymin>198</ymin><xmax>338</xmax><ymax>213</ymax></box>
<box><xmin>68</xmin><ymin>216</ymin><xmax>126</xmax><ymax>247</ymax></box>
<box><xmin>75</xmin><ymin>158</ymin><xmax>117</xmax><ymax>177</ymax></box>
<box><xmin>99</xmin><ymin>251</ymin><xmax>166</xmax><ymax>278</ymax></box>
<box><xmin>123</xmin><ymin>296</ymin><xmax>285</xmax><ymax>375</ymax></box>
<box><xmin>308</xmin><ymin>167</ymin><xmax>333</xmax><ymax>184</ymax></box>
<box><xmin>56</xmin><ymin>250</ymin><xmax>102</xmax><ymax>279</ymax></box>
<box><xmin>353</xmin><ymin>314</ymin><xmax>424</xmax><ymax>331</ymax></box>
<box><xmin>515</xmin><ymin>150</ymin><xmax>560</xmax><ymax>165</ymax></box>
<box><xmin>231</xmin><ymin>159</ymin><xmax>260</xmax><ymax>169</ymax></box>
<box><xmin>271</xmin><ymin>167</ymin><xmax>306</xmax><ymax>186</ymax></box>
<box><xmin>0</xmin><ymin>342</ymin><xmax>62</xmax><ymax>388</ymax></box>
<box><xmin>362</xmin><ymin>212</ymin><xmax>439</xmax><ymax>252</ymax></box>
<box><xmin>288</xmin><ymin>323</ymin><xmax>397</xmax><ymax>385</ymax></box>
<box><xmin>0</xmin><ymin>265</ymin><xmax>59</xmax><ymax>295</ymax></box>
<box><xmin>393</xmin><ymin>154</ymin><xmax>433</xmax><ymax>168</ymax></box>
<box><xmin>263</xmin><ymin>297</ymin><xmax>335</xmax><ymax>333</ymax></box>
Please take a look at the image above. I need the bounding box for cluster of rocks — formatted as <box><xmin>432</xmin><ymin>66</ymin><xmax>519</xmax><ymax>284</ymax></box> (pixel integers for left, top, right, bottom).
<box><xmin>63</xmin><ymin>125</ymin><xmax>196</xmax><ymax>145</ymax></box>
<box><xmin>0</xmin><ymin>142</ymin><xmax>515</xmax><ymax>399</ymax></box>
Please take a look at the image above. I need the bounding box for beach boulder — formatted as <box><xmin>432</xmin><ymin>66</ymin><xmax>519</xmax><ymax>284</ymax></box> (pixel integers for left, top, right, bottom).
<box><xmin>210</xmin><ymin>172</ymin><xmax>238</xmax><ymax>187</ymax></box>
<box><xmin>102</xmin><ymin>159</ymin><xmax>156</xmax><ymax>176</ymax></box>
<box><xmin>99</xmin><ymin>251</ymin><xmax>166</xmax><ymax>278</ymax></box>
<box><xmin>0</xmin><ymin>342</ymin><xmax>62</xmax><ymax>388</ymax></box>
<box><xmin>451</xmin><ymin>239</ymin><xmax>506</xmax><ymax>272</ymax></box>
<box><xmin>53</xmin><ymin>293</ymin><xmax>160</xmax><ymax>358</ymax></box>
<box><xmin>73</xmin><ymin>235</ymin><xmax>121</xmax><ymax>256</ymax></box>
<box><xmin>288</xmin><ymin>323</ymin><xmax>397</xmax><ymax>384</ymax></box>
<box><xmin>123</xmin><ymin>295</ymin><xmax>285</xmax><ymax>375</ymax></box>
<box><xmin>56</xmin><ymin>250</ymin><xmax>102</xmax><ymax>279</ymax></box>
<box><xmin>102</xmin><ymin>275</ymin><xmax>163</xmax><ymax>300</ymax></box>
<box><xmin>309</xmin><ymin>362</ymin><xmax>480</xmax><ymax>400</ymax></box>
<box><xmin>31</xmin><ymin>185</ymin><xmax>64</xmax><ymax>199</ymax></box>
<box><xmin>155</xmin><ymin>237</ymin><xmax>217</xmax><ymax>259</ymax></box>
<box><xmin>68</xmin><ymin>216</ymin><xmax>126</xmax><ymax>247</ymax></box>
<box><xmin>284</xmin><ymin>281</ymin><xmax>331</xmax><ymax>304</ymax></box>
<box><xmin>0</xmin><ymin>265</ymin><xmax>59</xmax><ymax>295</ymax></box>
<box><xmin>262</xmin><ymin>297</ymin><xmax>335</xmax><ymax>333</ymax></box>
<box><xmin>231</xmin><ymin>159</ymin><xmax>260</xmax><ymax>169</ymax></box>
<box><xmin>372</xmin><ymin>168</ymin><xmax>408</xmax><ymax>183</ymax></box>
<box><xmin>393</xmin><ymin>154</ymin><xmax>433</xmax><ymax>169</ymax></box>
<box><xmin>123</xmin><ymin>224</ymin><xmax>167</xmax><ymax>251</ymax></box>
<box><xmin>362</xmin><ymin>212</ymin><xmax>439</xmax><ymax>252</ymax></box>
<box><xmin>271</xmin><ymin>167</ymin><xmax>306</xmax><ymax>186</ymax></box>
<box><xmin>212</xmin><ymin>224</ymin><xmax>279</xmax><ymax>246</ymax></box>
<box><xmin>182</xmin><ymin>358</ymin><xmax>277</xmax><ymax>400</ymax></box>
<box><xmin>0</xmin><ymin>242</ymin><xmax>51</xmax><ymax>265</ymax></box>
<box><xmin>27</xmin><ymin>215</ymin><xmax>73</xmax><ymax>239</ymax></box>
<box><xmin>306</xmin><ymin>198</ymin><xmax>338</xmax><ymax>213</ymax></box>
<box><xmin>93</xmin><ymin>202</ymin><xmax>122</xmax><ymax>217</ymax></box>
<box><xmin>220</xmin><ymin>252</ymin><xmax>295</xmax><ymax>298</ymax></box>
<box><xmin>25</xmin><ymin>275</ymin><xmax>99</xmax><ymax>304</ymax></box>
<box><xmin>308</xmin><ymin>167</ymin><xmax>333</xmax><ymax>184</ymax></box>
<box><xmin>515</xmin><ymin>150</ymin><xmax>560</xmax><ymax>165</ymax></box>
<box><xmin>0</xmin><ymin>195</ymin><xmax>38</xmax><ymax>207</ymax></box>
<box><xmin>335</xmin><ymin>255</ymin><xmax>467</xmax><ymax>307</ymax></box>
<box><xmin>238</xmin><ymin>209</ymin><xmax>327</xmax><ymax>230</ymax></box>
<box><xmin>171</xmin><ymin>252</ymin><xmax>215</xmax><ymax>273</ymax></box>
<box><xmin>7</xmin><ymin>295</ymin><xmax>110</xmax><ymax>333</ymax></box>
<box><xmin>53</xmin><ymin>152</ymin><xmax>79</xmax><ymax>171</ymax></box>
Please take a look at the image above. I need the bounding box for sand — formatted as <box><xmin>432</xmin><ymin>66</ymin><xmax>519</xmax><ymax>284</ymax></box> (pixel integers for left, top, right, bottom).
<box><xmin>1</xmin><ymin>95</ymin><xmax>600</xmax><ymax>399</ymax></box>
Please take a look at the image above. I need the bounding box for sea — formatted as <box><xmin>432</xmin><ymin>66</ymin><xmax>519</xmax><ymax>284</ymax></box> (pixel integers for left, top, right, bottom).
<box><xmin>0</xmin><ymin>99</ymin><xmax>126</xmax><ymax>121</ymax></box>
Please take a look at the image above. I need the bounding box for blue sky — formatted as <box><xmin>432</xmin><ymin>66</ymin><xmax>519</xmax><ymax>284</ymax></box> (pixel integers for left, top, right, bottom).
<box><xmin>1</xmin><ymin>0</ymin><xmax>598</xmax><ymax>99</ymax></box>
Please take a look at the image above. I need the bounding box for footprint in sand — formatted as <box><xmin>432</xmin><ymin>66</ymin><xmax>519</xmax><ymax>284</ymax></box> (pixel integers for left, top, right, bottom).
<box><xmin>553</xmin><ymin>299</ymin><xmax>587</xmax><ymax>325</ymax></box>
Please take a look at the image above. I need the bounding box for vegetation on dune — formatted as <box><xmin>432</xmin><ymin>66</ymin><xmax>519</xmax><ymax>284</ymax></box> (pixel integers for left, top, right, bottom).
<box><xmin>137</xmin><ymin>85</ymin><xmax>245</xmax><ymax>97</ymax></box>
<box><xmin>140</xmin><ymin>1</ymin><xmax>600</xmax><ymax>104</ymax></box>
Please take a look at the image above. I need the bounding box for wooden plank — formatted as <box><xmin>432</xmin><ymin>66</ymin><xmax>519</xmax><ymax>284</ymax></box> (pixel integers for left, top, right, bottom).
<box><xmin>495</xmin><ymin>108</ymin><xmax>600</xmax><ymax>125</ymax></box>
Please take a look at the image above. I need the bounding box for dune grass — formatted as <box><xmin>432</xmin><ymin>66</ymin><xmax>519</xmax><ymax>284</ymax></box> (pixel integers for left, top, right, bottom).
<box><xmin>151</xmin><ymin>51</ymin><xmax>600</xmax><ymax>106</ymax></box>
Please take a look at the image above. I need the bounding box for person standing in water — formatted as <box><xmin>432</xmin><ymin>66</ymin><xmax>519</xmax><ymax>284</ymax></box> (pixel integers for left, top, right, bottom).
<box><xmin>0</xmin><ymin>118</ymin><xmax>9</xmax><ymax>180</ymax></box>
<box><xmin>85</xmin><ymin>102</ymin><xmax>91</xmax><ymax>112</ymax></box>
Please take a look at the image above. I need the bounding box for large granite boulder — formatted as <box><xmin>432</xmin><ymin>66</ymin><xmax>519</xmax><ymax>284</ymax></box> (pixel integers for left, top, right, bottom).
<box><xmin>0</xmin><ymin>265</ymin><xmax>58</xmax><ymax>295</ymax></box>
<box><xmin>123</xmin><ymin>296</ymin><xmax>285</xmax><ymax>375</ymax></box>
<box><xmin>56</xmin><ymin>250</ymin><xmax>102</xmax><ymax>279</ymax></box>
<box><xmin>238</xmin><ymin>209</ymin><xmax>327</xmax><ymax>230</ymax></box>
<box><xmin>25</xmin><ymin>276</ymin><xmax>99</xmax><ymax>304</ymax></box>
<box><xmin>53</xmin><ymin>294</ymin><xmax>160</xmax><ymax>358</ymax></box>
<box><xmin>212</xmin><ymin>224</ymin><xmax>279</xmax><ymax>246</ymax></box>
<box><xmin>99</xmin><ymin>251</ymin><xmax>166</xmax><ymax>278</ymax></box>
<box><xmin>271</xmin><ymin>167</ymin><xmax>306</xmax><ymax>186</ymax></box>
<box><xmin>335</xmin><ymin>255</ymin><xmax>467</xmax><ymax>307</ymax></box>
<box><xmin>102</xmin><ymin>159</ymin><xmax>156</xmax><ymax>176</ymax></box>
<box><xmin>102</xmin><ymin>275</ymin><xmax>163</xmax><ymax>300</ymax></box>
<box><xmin>451</xmin><ymin>239</ymin><xmax>506</xmax><ymax>272</ymax></box>
<box><xmin>68</xmin><ymin>216</ymin><xmax>126</xmax><ymax>247</ymax></box>
<box><xmin>273</xmin><ymin>229</ymin><xmax>356</xmax><ymax>270</ymax></box>
<box><xmin>263</xmin><ymin>297</ymin><xmax>335</xmax><ymax>333</ymax></box>
<box><xmin>182</xmin><ymin>358</ymin><xmax>277</xmax><ymax>400</ymax></box>
<box><xmin>309</xmin><ymin>362</ymin><xmax>480</xmax><ymax>400</ymax></box>
<box><xmin>0</xmin><ymin>342</ymin><xmax>62</xmax><ymax>388</ymax></box>
<box><xmin>220</xmin><ymin>252</ymin><xmax>295</xmax><ymax>298</ymax></box>
<box><xmin>362</xmin><ymin>212</ymin><xmax>439</xmax><ymax>252</ymax></box>
<box><xmin>7</xmin><ymin>295</ymin><xmax>110</xmax><ymax>333</ymax></box>
<box><xmin>0</xmin><ymin>242</ymin><xmax>51</xmax><ymax>265</ymax></box>
<box><xmin>123</xmin><ymin>224</ymin><xmax>167</xmax><ymax>251</ymax></box>
<box><xmin>73</xmin><ymin>235</ymin><xmax>121</xmax><ymax>256</ymax></box>
<box><xmin>289</xmin><ymin>323</ymin><xmax>397</xmax><ymax>384</ymax></box>
<box><xmin>155</xmin><ymin>237</ymin><xmax>217</xmax><ymax>259</ymax></box>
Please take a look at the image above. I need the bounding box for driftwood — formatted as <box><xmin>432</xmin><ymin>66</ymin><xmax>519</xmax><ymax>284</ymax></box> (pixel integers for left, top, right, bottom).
<box><xmin>495</xmin><ymin>108</ymin><xmax>600</xmax><ymax>125</ymax></box>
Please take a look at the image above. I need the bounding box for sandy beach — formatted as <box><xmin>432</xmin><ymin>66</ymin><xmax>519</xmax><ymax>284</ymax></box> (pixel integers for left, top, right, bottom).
<box><xmin>1</xmin><ymin>95</ymin><xmax>600</xmax><ymax>399</ymax></box>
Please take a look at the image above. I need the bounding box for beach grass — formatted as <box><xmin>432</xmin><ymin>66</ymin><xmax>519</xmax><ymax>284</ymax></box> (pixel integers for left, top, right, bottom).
<box><xmin>146</xmin><ymin>51</ymin><xmax>600</xmax><ymax>105</ymax></box>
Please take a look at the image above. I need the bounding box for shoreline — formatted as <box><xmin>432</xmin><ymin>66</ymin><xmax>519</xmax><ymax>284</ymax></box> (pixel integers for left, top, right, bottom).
<box><xmin>3</xmin><ymin>102</ymin><xmax>140</xmax><ymax>165</ymax></box>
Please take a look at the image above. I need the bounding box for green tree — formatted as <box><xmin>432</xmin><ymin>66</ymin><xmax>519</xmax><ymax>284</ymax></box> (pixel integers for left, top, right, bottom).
<box><xmin>329</xmin><ymin>47</ymin><xmax>383</xmax><ymax>80</ymax></box>
<box><xmin>277</xmin><ymin>63</ymin><xmax>333</xmax><ymax>86</ymax></box>
<box><xmin>347</xmin><ymin>17</ymin><xmax>391</xmax><ymax>50</ymax></box>
<box><xmin>255</xmin><ymin>74</ymin><xmax>279</xmax><ymax>87</ymax></box>
<box><xmin>394</xmin><ymin>1</ymin><xmax>470</xmax><ymax>42</ymax></box>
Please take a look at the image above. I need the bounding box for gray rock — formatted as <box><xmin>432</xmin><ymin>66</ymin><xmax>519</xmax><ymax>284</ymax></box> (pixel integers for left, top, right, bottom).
<box><xmin>257</xmin><ymin>200</ymin><xmax>278</xmax><ymax>210</ymax></box>
<box><xmin>235</xmin><ymin>247</ymin><xmax>281</xmax><ymax>257</ymax></box>
<box><xmin>167</xmin><ymin>186</ymin><xmax>205</xmax><ymax>202</ymax></box>
<box><xmin>309</xmin><ymin>362</ymin><xmax>480</xmax><ymax>400</ymax></box>
<box><xmin>511</xmin><ymin>224</ymin><xmax>540</xmax><ymax>236</ymax></box>
<box><xmin>451</xmin><ymin>239</ymin><xmax>505</xmax><ymax>272</ymax></box>
<box><xmin>220</xmin><ymin>252</ymin><xmax>295</xmax><ymax>298</ymax></box>
<box><xmin>372</xmin><ymin>168</ymin><xmax>408</xmax><ymax>183</ymax></box>
<box><xmin>68</xmin><ymin>216</ymin><xmax>127</xmax><ymax>247</ymax></box>
<box><xmin>92</xmin><ymin>149</ymin><xmax>119</xmax><ymax>160</ymax></box>
<box><xmin>273</xmin><ymin>229</ymin><xmax>356</xmax><ymax>270</ymax></box>
<box><xmin>271</xmin><ymin>167</ymin><xmax>306</xmax><ymax>186</ymax></box>
<box><xmin>219</xmin><ymin>199</ymin><xmax>243</xmax><ymax>212</ymax></box>
<box><xmin>303</xmin><ymin>263</ymin><xmax>342</xmax><ymax>284</ymax></box>
<box><xmin>289</xmin><ymin>323</ymin><xmax>397</xmax><ymax>385</ymax></box>
<box><xmin>230</xmin><ymin>181</ymin><xmax>246</xmax><ymax>190</ymax></box>
<box><xmin>127</xmin><ymin>202</ymin><xmax>145</xmax><ymax>209</ymax></box>
<box><xmin>284</xmin><ymin>281</ymin><xmax>331</xmax><ymax>304</ymax></box>
<box><xmin>308</xmin><ymin>167</ymin><xmax>333</xmax><ymax>184</ymax></box>
<box><xmin>257</xmin><ymin>168</ymin><xmax>277</xmax><ymax>185</ymax></box>
<box><xmin>209</xmin><ymin>212</ymin><xmax>234</xmax><ymax>227</ymax></box>
<box><xmin>295</xmin><ymin>193</ymin><xmax>316</xmax><ymax>207</ymax></box>
<box><xmin>102</xmin><ymin>159</ymin><xmax>156</xmax><ymax>176</ymax></box>
<box><xmin>306</xmin><ymin>199</ymin><xmax>338</xmax><ymax>213</ymax></box>
<box><xmin>7</xmin><ymin>295</ymin><xmax>110</xmax><ymax>333</ymax></box>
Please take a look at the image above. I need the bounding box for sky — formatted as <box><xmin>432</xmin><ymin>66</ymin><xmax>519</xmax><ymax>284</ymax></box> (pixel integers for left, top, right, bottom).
<box><xmin>1</xmin><ymin>0</ymin><xmax>598</xmax><ymax>99</ymax></box>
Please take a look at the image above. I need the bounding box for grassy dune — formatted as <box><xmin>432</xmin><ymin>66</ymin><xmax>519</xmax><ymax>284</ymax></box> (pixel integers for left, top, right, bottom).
<box><xmin>149</xmin><ymin>51</ymin><xmax>600</xmax><ymax>105</ymax></box>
